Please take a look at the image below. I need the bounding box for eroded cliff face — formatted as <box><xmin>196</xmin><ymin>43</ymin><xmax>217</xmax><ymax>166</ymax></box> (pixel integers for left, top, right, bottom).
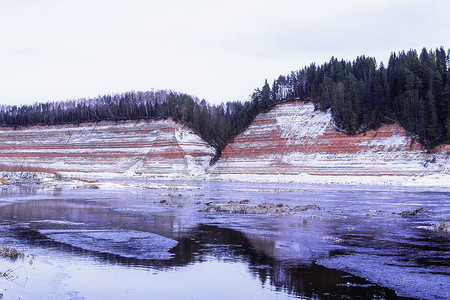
<box><xmin>1</xmin><ymin>101</ymin><xmax>449</xmax><ymax>185</ymax></box>
<box><xmin>209</xmin><ymin>101</ymin><xmax>450</xmax><ymax>183</ymax></box>
<box><xmin>0</xmin><ymin>119</ymin><xmax>215</xmax><ymax>178</ymax></box>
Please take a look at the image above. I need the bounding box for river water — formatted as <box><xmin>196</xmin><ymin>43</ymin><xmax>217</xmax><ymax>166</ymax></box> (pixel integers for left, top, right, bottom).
<box><xmin>0</xmin><ymin>182</ymin><xmax>448</xmax><ymax>299</ymax></box>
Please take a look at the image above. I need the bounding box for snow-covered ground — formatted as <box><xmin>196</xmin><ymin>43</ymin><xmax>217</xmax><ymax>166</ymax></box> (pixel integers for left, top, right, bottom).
<box><xmin>210</xmin><ymin>172</ymin><xmax>450</xmax><ymax>187</ymax></box>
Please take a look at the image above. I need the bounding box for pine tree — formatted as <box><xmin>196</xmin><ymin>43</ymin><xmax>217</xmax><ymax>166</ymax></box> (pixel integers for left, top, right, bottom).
<box><xmin>261</xmin><ymin>79</ymin><xmax>272</xmax><ymax>109</ymax></box>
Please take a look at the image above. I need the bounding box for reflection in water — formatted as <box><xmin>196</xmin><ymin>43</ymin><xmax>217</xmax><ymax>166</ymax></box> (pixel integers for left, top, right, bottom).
<box><xmin>0</xmin><ymin>187</ymin><xmax>429</xmax><ymax>299</ymax></box>
<box><xmin>8</xmin><ymin>220</ymin><xmax>406</xmax><ymax>298</ymax></box>
<box><xmin>13</xmin><ymin>225</ymin><xmax>406</xmax><ymax>299</ymax></box>
<box><xmin>0</xmin><ymin>185</ymin><xmax>39</xmax><ymax>199</ymax></box>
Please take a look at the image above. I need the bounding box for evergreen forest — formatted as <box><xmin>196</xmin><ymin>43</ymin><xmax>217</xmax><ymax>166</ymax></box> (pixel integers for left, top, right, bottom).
<box><xmin>1</xmin><ymin>47</ymin><xmax>449</xmax><ymax>161</ymax></box>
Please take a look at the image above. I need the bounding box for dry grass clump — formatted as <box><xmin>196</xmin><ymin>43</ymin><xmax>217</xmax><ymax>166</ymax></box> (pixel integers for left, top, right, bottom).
<box><xmin>71</xmin><ymin>177</ymin><xmax>99</xmax><ymax>183</ymax></box>
<box><xmin>0</xmin><ymin>178</ymin><xmax>10</xmax><ymax>185</ymax></box>
<box><xmin>431</xmin><ymin>220</ymin><xmax>449</xmax><ymax>232</ymax></box>
<box><xmin>0</xmin><ymin>164</ymin><xmax>62</xmax><ymax>180</ymax></box>
<box><xmin>0</xmin><ymin>163</ymin><xmax>57</xmax><ymax>174</ymax></box>
<box><xmin>0</xmin><ymin>246</ymin><xmax>24</xmax><ymax>260</ymax></box>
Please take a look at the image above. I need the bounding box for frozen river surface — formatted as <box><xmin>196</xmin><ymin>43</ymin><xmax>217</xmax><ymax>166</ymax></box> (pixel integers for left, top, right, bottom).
<box><xmin>0</xmin><ymin>181</ymin><xmax>449</xmax><ymax>299</ymax></box>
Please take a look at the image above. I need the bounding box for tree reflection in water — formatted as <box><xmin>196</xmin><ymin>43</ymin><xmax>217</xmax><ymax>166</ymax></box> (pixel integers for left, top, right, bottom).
<box><xmin>16</xmin><ymin>224</ymin><xmax>409</xmax><ymax>299</ymax></box>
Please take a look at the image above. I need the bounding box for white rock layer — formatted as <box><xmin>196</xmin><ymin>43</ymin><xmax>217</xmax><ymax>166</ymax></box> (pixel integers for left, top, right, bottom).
<box><xmin>209</xmin><ymin>101</ymin><xmax>450</xmax><ymax>186</ymax></box>
<box><xmin>0</xmin><ymin>119</ymin><xmax>215</xmax><ymax>179</ymax></box>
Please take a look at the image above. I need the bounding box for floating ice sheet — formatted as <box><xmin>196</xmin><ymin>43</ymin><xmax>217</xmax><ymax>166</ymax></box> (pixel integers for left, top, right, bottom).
<box><xmin>39</xmin><ymin>229</ymin><xmax>178</xmax><ymax>260</ymax></box>
<box><xmin>317</xmin><ymin>253</ymin><xmax>450</xmax><ymax>300</ymax></box>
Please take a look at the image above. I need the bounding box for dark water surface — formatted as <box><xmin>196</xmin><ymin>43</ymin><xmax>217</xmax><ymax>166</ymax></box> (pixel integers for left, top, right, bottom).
<box><xmin>0</xmin><ymin>182</ymin><xmax>448</xmax><ymax>299</ymax></box>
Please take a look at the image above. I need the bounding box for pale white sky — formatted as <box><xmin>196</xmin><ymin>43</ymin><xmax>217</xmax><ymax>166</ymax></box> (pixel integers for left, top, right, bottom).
<box><xmin>0</xmin><ymin>0</ymin><xmax>449</xmax><ymax>105</ymax></box>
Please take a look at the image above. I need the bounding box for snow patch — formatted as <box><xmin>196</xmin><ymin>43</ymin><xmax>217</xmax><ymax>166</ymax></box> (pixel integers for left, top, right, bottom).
<box><xmin>359</xmin><ymin>133</ymin><xmax>408</xmax><ymax>150</ymax></box>
<box><xmin>175</xmin><ymin>128</ymin><xmax>215</xmax><ymax>176</ymax></box>
<box><xmin>175</xmin><ymin>128</ymin><xmax>215</xmax><ymax>155</ymax></box>
<box><xmin>276</xmin><ymin>103</ymin><xmax>331</xmax><ymax>141</ymax></box>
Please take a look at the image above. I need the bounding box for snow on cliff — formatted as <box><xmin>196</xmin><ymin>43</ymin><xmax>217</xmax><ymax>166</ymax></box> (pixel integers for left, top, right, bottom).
<box><xmin>209</xmin><ymin>101</ymin><xmax>450</xmax><ymax>186</ymax></box>
<box><xmin>1</xmin><ymin>101</ymin><xmax>449</xmax><ymax>185</ymax></box>
<box><xmin>0</xmin><ymin>119</ymin><xmax>215</xmax><ymax>179</ymax></box>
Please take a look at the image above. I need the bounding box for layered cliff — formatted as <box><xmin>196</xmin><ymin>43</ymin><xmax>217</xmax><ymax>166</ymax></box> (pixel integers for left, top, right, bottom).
<box><xmin>1</xmin><ymin>101</ymin><xmax>449</xmax><ymax>185</ymax></box>
<box><xmin>0</xmin><ymin>119</ymin><xmax>215</xmax><ymax>179</ymax></box>
<box><xmin>209</xmin><ymin>101</ymin><xmax>450</xmax><ymax>185</ymax></box>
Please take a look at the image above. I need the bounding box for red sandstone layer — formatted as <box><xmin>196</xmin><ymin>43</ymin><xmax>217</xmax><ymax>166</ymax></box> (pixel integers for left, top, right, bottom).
<box><xmin>210</xmin><ymin>101</ymin><xmax>449</xmax><ymax>177</ymax></box>
<box><xmin>0</xmin><ymin>119</ymin><xmax>215</xmax><ymax>177</ymax></box>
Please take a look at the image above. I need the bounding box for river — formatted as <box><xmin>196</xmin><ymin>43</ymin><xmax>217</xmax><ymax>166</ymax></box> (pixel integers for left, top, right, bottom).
<box><xmin>0</xmin><ymin>181</ymin><xmax>448</xmax><ymax>299</ymax></box>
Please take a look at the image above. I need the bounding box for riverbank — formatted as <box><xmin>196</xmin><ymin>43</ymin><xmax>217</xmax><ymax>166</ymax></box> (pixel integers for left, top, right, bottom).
<box><xmin>2</xmin><ymin>170</ymin><xmax>450</xmax><ymax>190</ymax></box>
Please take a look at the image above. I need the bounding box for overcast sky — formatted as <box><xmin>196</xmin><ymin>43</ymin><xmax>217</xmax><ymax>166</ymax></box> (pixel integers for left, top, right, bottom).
<box><xmin>0</xmin><ymin>0</ymin><xmax>449</xmax><ymax>106</ymax></box>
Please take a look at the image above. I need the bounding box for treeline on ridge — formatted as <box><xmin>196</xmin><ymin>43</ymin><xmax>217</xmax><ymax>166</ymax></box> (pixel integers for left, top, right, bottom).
<box><xmin>0</xmin><ymin>90</ymin><xmax>259</xmax><ymax>161</ymax></box>
<box><xmin>0</xmin><ymin>47</ymin><xmax>449</xmax><ymax>161</ymax></box>
<box><xmin>269</xmin><ymin>47</ymin><xmax>450</xmax><ymax>149</ymax></box>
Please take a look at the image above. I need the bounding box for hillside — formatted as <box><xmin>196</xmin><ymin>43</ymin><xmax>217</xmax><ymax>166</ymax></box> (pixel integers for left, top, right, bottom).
<box><xmin>0</xmin><ymin>119</ymin><xmax>215</xmax><ymax>179</ymax></box>
<box><xmin>2</xmin><ymin>48</ymin><xmax>449</xmax><ymax>156</ymax></box>
<box><xmin>1</xmin><ymin>101</ymin><xmax>449</xmax><ymax>186</ymax></box>
<box><xmin>208</xmin><ymin>101</ymin><xmax>450</xmax><ymax>185</ymax></box>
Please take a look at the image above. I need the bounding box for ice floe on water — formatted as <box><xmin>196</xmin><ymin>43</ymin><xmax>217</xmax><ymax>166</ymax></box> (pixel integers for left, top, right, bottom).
<box><xmin>38</xmin><ymin>229</ymin><xmax>178</xmax><ymax>260</ymax></box>
<box><xmin>30</xmin><ymin>220</ymin><xmax>85</xmax><ymax>226</ymax></box>
<box><xmin>317</xmin><ymin>253</ymin><xmax>450</xmax><ymax>300</ymax></box>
